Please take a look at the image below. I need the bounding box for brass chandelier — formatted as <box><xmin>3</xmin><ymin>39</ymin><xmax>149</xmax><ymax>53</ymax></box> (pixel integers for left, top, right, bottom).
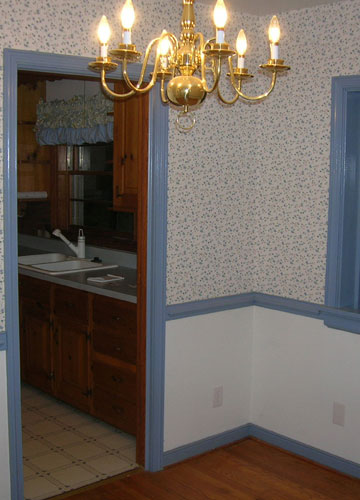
<box><xmin>89</xmin><ymin>0</ymin><xmax>290</xmax><ymax>130</ymax></box>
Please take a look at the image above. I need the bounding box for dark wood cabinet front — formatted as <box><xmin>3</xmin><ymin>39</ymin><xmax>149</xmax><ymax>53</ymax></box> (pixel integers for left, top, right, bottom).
<box><xmin>19</xmin><ymin>276</ymin><xmax>137</xmax><ymax>434</ymax></box>
<box><xmin>19</xmin><ymin>277</ymin><xmax>53</xmax><ymax>394</ymax></box>
<box><xmin>91</xmin><ymin>294</ymin><xmax>137</xmax><ymax>434</ymax></box>
<box><xmin>21</xmin><ymin>303</ymin><xmax>53</xmax><ymax>394</ymax></box>
<box><xmin>113</xmin><ymin>81</ymin><xmax>148</xmax><ymax>212</ymax></box>
<box><xmin>54</xmin><ymin>318</ymin><xmax>90</xmax><ymax>412</ymax></box>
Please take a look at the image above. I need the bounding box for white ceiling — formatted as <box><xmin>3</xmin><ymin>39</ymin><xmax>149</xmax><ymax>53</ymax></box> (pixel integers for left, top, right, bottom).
<box><xmin>199</xmin><ymin>0</ymin><xmax>347</xmax><ymax>15</ymax></box>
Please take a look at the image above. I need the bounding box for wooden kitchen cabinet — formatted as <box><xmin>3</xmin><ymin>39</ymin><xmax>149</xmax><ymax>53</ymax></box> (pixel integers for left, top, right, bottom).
<box><xmin>112</xmin><ymin>81</ymin><xmax>148</xmax><ymax>212</ymax></box>
<box><xmin>18</xmin><ymin>277</ymin><xmax>53</xmax><ymax>394</ymax></box>
<box><xmin>17</xmin><ymin>81</ymin><xmax>52</xmax><ymax>195</ymax></box>
<box><xmin>53</xmin><ymin>319</ymin><xmax>90</xmax><ymax>412</ymax></box>
<box><xmin>53</xmin><ymin>286</ymin><xmax>90</xmax><ymax>412</ymax></box>
<box><xmin>17</xmin><ymin>80</ymin><xmax>54</xmax><ymax>236</ymax></box>
<box><xmin>21</xmin><ymin>303</ymin><xmax>53</xmax><ymax>394</ymax></box>
<box><xmin>18</xmin><ymin>275</ymin><xmax>137</xmax><ymax>434</ymax></box>
<box><xmin>92</xmin><ymin>295</ymin><xmax>137</xmax><ymax>435</ymax></box>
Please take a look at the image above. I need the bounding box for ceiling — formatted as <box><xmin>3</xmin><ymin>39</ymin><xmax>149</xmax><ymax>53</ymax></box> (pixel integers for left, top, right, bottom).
<box><xmin>199</xmin><ymin>0</ymin><xmax>347</xmax><ymax>15</ymax></box>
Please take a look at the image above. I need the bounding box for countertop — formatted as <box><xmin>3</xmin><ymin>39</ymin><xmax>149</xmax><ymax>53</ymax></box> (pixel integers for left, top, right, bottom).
<box><xmin>18</xmin><ymin>247</ymin><xmax>137</xmax><ymax>304</ymax></box>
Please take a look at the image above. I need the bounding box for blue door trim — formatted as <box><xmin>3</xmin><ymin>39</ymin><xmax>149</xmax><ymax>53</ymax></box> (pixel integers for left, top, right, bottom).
<box><xmin>3</xmin><ymin>48</ymin><xmax>168</xmax><ymax>499</ymax></box>
<box><xmin>145</xmin><ymin>86</ymin><xmax>169</xmax><ymax>471</ymax></box>
<box><xmin>3</xmin><ymin>48</ymin><xmax>23</xmax><ymax>500</ymax></box>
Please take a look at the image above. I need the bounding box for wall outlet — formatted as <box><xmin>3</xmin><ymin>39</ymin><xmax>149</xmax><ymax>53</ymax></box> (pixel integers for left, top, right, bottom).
<box><xmin>333</xmin><ymin>402</ymin><xmax>345</xmax><ymax>427</ymax></box>
<box><xmin>212</xmin><ymin>385</ymin><xmax>223</xmax><ymax>408</ymax></box>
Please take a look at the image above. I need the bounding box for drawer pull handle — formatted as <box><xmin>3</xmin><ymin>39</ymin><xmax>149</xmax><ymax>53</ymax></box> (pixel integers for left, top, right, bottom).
<box><xmin>115</xmin><ymin>346</ymin><xmax>122</xmax><ymax>352</ymax></box>
<box><xmin>111</xmin><ymin>375</ymin><xmax>123</xmax><ymax>383</ymax></box>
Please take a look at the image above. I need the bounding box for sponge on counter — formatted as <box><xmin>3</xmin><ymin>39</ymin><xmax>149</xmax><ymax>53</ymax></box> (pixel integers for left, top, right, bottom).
<box><xmin>87</xmin><ymin>274</ymin><xmax>125</xmax><ymax>284</ymax></box>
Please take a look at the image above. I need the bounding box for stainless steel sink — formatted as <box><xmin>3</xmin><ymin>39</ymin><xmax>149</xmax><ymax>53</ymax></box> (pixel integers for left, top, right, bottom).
<box><xmin>19</xmin><ymin>253</ymin><xmax>118</xmax><ymax>275</ymax></box>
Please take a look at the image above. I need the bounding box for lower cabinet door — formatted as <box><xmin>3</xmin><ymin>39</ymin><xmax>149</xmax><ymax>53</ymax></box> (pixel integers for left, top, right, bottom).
<box><xmin>54</xmin><ymin>319</ymin><xmax>90</xmax><ymax>412</ymax></box>
<box><xmin>92</xmin><ymin>386</ymin><xmax>136</xmax><ymax>435</ymax></box>
<box><xmin>22</xmin><ymin>311</ymin><xmax>53</xmax><ymax>394</ymax></box>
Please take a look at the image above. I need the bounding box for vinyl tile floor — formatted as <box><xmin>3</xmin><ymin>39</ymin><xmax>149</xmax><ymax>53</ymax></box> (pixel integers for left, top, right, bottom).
<box><xmin>22</xmin><ymin>384</ymin><xmax>137</xmax><ymax>500</ymax></box>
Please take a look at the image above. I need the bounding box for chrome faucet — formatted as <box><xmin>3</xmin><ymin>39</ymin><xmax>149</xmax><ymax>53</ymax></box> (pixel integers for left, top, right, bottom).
<box><xmin>52</xmin><ymin>228</ymin><xmax>86</xmax><ymax>259</ymax></box>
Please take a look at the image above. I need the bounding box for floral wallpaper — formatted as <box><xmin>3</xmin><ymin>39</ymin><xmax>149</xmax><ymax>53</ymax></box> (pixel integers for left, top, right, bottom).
<box><xmin>1</xmin><ymin>0</ymin><xmax>360</xmax><ymax>324</ymax></box>
<box><xmin>250</xmin><ymin>0</ymin><xmax>360</xmax><ymax>303</ymax></box>
<box><xmin>168</xmin><ymin>0</ymin><xmax>360</xmax><ymax>305</ymax></box>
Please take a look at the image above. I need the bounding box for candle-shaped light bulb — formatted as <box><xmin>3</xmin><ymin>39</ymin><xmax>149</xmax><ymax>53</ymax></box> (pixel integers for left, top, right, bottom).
<box><xmin>121</xmin><ymin>0</ymin><xmax>135</xmax><ymax>44</ymax></box>
<box><xmin>268</xmin><ymin>15</ymin><xmax>280</xmax><ymax>59</ymax></box>
<box><xmin>97</xmin><ymin>16</ymin><xmax>111</xmax><ymax>58</ymax></box>
<box><xmin>236</xmin><ymin>29</ymin><xmax>247</xmax><ymax>56</ymax></box>
<box><xmin>213</xmin><ymin>0</ymin><xmax>227</xmax><ymax>28</ymax></box>
<box><xmin>236</xmin><ymin>29</ymin><xmax>247</xmax><ymax>69</ymax></box>
<box><xmin>158</xmin><ymin>31</ymin><xmax>172</xmax><ymax>70</ymax></box>
<box><xmin>213</xmin><ymin>0</ymin><xmax>227</xmax><ymax>44</ymax></box>
<box><xmin>121</xmin><ymin>0</ymin><xmax>135</xmax><ymax>29</ymax></box>
<box><xmin>268</xmin><ymin>15</ymin><xmax>280</xmax><ymax>44</ymax></box>
<box><xmin>158</xmin><ymin>31</ymin><xmax>171</xmax><ymax>56</ymax></box>
<box><xmin>98</xmin><ymin>16</ymin><xmax>111</xmax><ymax>44</ymax></box>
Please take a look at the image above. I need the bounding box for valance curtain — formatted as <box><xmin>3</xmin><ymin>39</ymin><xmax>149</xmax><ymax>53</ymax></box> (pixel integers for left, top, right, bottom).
<box><xmin>35</xmin><ymin>93</ymin><xmax>114</xmax><ymax>145</ymax></box>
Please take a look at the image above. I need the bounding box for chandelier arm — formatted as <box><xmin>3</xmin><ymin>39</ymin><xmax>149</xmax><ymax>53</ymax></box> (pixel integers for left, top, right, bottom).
<box><xmin>196</xmin><ymin>33</ymin><xmax>221</xmax><ymax>94</ymax></box>
<box><xmin>217</xmin><ymin>85</ymin><xmax>240</xmax><ymax>105</ymax></box>
<box><xmin>100</xmin><ymin>70</ymin><xmax>136</xmax><ymax>99</ymax></box>
<box><xmin>122</xmin><ymin>32</ymin><xmax>178</xmax><ymax>94</ymax></box>
<box><xmin>204</xmin><ymin>37</ymin><xmax>216</xmax><ymax>50</ymax></box>
<box><xmin>121</xmin><ymin>38</ymin><xmax>162</xmax><ymax>93</ymax></box>
<box><xmin>201</xmin><ymin>55</ymin><xmax>221</xmax><ymax>94</ymax></box>
<box><xmin>231</xmin><ymin>69</ymin><xmax>278</xmax><ymax>101</ymax></box>
<box><xmin>160</xmin><ymin>78</ymin><xmax>169</xmax><ymax>104</ymax></box>
<box><xmin>122</xmin><ymin>60</ymin><xmax>158</xmax><ymax>94</ymax></box>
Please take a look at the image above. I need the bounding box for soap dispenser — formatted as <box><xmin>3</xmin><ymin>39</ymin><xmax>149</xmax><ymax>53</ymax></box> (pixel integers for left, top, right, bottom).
<box><xmin>77</xmin><ymin>229</ymin><xmax>86</xmax><ymax>259</ymax></box>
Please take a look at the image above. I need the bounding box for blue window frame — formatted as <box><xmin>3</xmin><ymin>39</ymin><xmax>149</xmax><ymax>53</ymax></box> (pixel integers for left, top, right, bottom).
<box><xmin>324</xmin><ymin>75</ymin><xmax>360</xmax><ymax>333</ymax></box>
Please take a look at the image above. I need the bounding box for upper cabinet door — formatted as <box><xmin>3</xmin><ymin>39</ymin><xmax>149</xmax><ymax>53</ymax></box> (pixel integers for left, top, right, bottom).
<box><xmin>113</xmin><ymin>81</ymin><xmax>149</xmax><ymax>212</ymax></box>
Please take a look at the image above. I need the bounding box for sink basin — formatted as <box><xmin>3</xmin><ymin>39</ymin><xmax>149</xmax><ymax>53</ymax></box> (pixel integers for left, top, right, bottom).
<box><xmin>18</xmin><ymin>253</ymin><xmax>68</xmax><ymax>265</ymax></box>
<box><xmin>32</xmin><ymin>260</ymin><xmax>118</xmax><ymax>274</ymax></box>
<box><xmin>18</xmin><ymin>253</ymin><xmax>118</xmax><ymax>275</ymax></box>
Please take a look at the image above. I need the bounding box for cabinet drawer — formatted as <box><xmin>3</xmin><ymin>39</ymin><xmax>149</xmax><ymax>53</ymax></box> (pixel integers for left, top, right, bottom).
<box><xmin>54</xmin><ymin>286</ymin><xmax>88</xmax><ymax>324</ymax></box>
<box><xmin>92</xmin><ymin>361</ymin><xmax>136</xmax><ymax>403</ymax></box>
<box><xmin>93</xmin><ymin>295</ymin><xmax>136</xmax><ymax>336</ymax></box>
<box><xmin>19</xmin><ymin>276</ymin><xmax>51</xmax><ymax>309</ymax></box>
<box><xmin>92</xmin><ymin>387</ymin><xmax>136</xmax><ymax>435</ymax></box>
<box><xmin>93</xmin><ymin>329</ymin><xmax>136</xmax><ymax>364</ymax></box>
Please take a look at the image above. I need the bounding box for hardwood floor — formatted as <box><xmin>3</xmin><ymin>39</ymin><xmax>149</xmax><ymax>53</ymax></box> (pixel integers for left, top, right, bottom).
<box><xmin>57</xmin><ymin>438</ymin><xmax>360</xmax><ymax>499</ymax></box>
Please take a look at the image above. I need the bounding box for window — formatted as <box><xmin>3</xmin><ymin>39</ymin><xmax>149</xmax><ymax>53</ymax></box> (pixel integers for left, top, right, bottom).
<box><xmin>325</xmin><ymin>76</ymin><xmax>360</xmax><ymax>333</ymax></box>
<box><xmin>55</xmin><ymin>144</ymin><xmax>136</xmax><ymax>251</ymax></box>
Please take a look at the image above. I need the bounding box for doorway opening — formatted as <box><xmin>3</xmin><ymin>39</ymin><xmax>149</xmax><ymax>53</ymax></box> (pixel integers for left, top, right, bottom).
<box><xmin>4</xmin><ymin>49</ymin><xmax>168</xmax><ymax>500</ymax></box>
<box><xmin>17</xmin><ymin>70</ymin><xmax>148</xmax><ymax>499</ymax></box>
